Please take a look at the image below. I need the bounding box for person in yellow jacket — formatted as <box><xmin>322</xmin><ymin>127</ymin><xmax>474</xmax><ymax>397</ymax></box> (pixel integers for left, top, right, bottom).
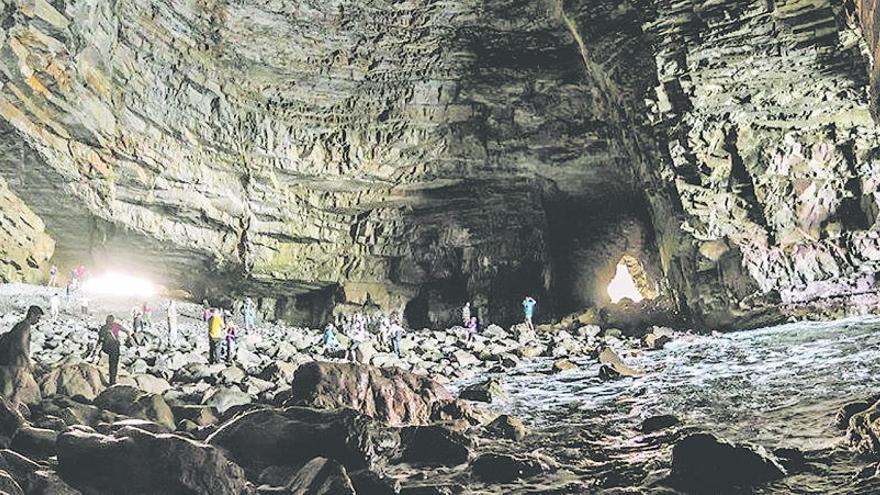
<box><xmin>208</xmin><ymin>308</ymin><xmax>224</xmax><ymax>364</ymax></box>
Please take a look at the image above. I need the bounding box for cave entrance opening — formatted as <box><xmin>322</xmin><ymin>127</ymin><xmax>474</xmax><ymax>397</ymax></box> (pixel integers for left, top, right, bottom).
<box><xmin>606</xmin><ymin>255</ymin><xmax>652</xmax><ymax>304</ymax></box>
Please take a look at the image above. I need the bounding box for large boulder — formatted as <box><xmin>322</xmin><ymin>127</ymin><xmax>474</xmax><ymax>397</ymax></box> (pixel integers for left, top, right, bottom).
<box><xmin>39</xmin><ymin>362</ymin><xmax>105</xmax><ymax>400</ymax></box>
<box><xmin>0</xmin><ymin>469</ymin><xmax>23</xmax><ymax>495</ymax></box>
<box><xmin>289</xmin><ymin>362</ymin><xmax>453</xmax><ymax>426</ymax></box>
<box><xmin>399</xmin><ymin>425</ymin><xmax>471</xmax><ymax>466</ymax></box>
<box><xmin>667</xmin><ymin>433</ymin><xmax>786</xmax><ymax>491</ymax></box>
<box><xmin>57</xmin><ymin>426</ymin><xmax>248</xmax><ymax>494</ymax></box>
<box><xmin>202</xmin><ymin>387</ymin><xmax>253</xmax><ymax>415</ymax></box>
<box><xmin>270</xmin><ymin>457</ymin><xmax>356</xmax><ymax>495</ymax></box>
<box><xmin>597</xmin><ymin>348</ymin><xmax>642</xmax><ymax>378</ymax></box>
<box><xmin>10</xmin><ymin>426</ymin><xmax>57</xmax><ymax>459</ymax></box>
<box><xmin>848</xmin><ymin>399</ymin><xmax>880</xmax><ymax>457</ymax></box>
<box><xmin>470</xmin><ymin>453</ymin><xmax>552</xmax><ymax>482</ymax></box>
<box><xmin>94</xmin><ymin>385</ymin><xmax>175</xmax><ymax>429</ymax></box>
<box><xmin>458</xmin><ymin>378</ymin><xmax>506</xmax><ymax>403</ymax></box>
<box><xmin>484</xmin><ymin>415</ymin><xmax>527</xmax><ymax>441</ymax></box>
<box><xmin>0</xmin><ymin>397</ymin><xmax>25</xmax><ymax>444</ymax></box>
<box><xmin>0</xmin><ymin>366</ymin><xmax>41</xmax><ymax>405</ymax></box>
<box><xmin>207</xmin><ymin>406</ymin><xmax>390</xmax><ymax>477</ymax></box>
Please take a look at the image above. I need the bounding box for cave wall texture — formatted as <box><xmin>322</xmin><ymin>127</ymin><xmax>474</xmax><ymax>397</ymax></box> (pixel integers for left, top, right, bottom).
<box><xmin>0</xmin><ymin>0</ymin><xmax>879</xmax><ymax>329</ymax></box>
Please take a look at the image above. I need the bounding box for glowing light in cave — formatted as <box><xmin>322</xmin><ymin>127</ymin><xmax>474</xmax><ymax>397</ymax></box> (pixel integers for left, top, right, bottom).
<box><xmin>607</xmin><ymin>262</ymin><xmax>644</xmax><ymax>304</ymax></box>
<box><xmin>82</xmin><ymin>272</ymin><xmax>156</xmax><ymax>298</ymax></box>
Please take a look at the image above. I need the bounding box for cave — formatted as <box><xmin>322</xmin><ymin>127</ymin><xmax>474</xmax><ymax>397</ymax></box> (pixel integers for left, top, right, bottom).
<box><xmin>3</xmin><ymin>0</ymin><xmax>880</xmax><ymax>493</ymax></box>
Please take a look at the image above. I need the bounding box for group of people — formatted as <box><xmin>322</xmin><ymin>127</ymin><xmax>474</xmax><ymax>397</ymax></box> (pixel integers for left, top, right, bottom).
<box><xmin>321</xmin><ymin>311</ymin><xmax>407</xmax><ymax>362</ymax></box>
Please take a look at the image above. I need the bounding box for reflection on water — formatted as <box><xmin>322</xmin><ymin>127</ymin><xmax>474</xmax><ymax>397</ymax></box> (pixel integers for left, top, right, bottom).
<box><xmin>456</xmin><ymin>316</ymin><xmax>880</xmax><ymax>493</ymax></box>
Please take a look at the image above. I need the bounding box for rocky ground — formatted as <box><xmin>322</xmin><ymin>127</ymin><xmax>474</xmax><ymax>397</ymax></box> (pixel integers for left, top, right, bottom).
<box><xmin>1</xmin><ymin>282</ymin><xmax>878</xmax><ymax>494</ymax></box>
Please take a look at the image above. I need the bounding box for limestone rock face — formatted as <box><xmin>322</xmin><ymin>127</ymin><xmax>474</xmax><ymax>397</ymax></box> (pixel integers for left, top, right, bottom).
<box><xmin>1</xmin><ymin>0</ymin><xmax>880</xmax><ymax>327</ymax></box>
<box><xmin>0</xmin><ymin>177</ymin><xmax>53</xmax><ymax>284</ymax></box>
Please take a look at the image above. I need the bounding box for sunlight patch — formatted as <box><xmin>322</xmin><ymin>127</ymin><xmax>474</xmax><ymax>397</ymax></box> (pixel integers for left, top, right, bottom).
<box><xmin>82</xmin><ymin>272</ymin><xmax>156</xmax><ymax>298</ymax></box>
<box><xmin>607</xmin><ymin>262</ymin><xmax>644</xmax><ymax>303</ymax></box>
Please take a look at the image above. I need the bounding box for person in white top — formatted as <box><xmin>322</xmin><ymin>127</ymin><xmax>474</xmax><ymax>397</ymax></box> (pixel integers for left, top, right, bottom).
<box><xmin>167</xmin><ymin>300</ymin><xmax>179</xmax><ymax>346</ymax></box>
<box><xmin>49</xmin><ymin>293</ymin><xmax>60</xmax><ymax>321</ymax></box>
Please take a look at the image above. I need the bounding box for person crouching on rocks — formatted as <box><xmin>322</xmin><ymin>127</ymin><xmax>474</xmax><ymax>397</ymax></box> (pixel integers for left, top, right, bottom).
<box><xmin>91</xmin><ymin>315</ymin><xmax>129</xmax><ymax>385</ymax></box>
<box><xmin>208</xmin><ymin>308</ymin><xmax>224</xmax><ymax>364</ymax></box>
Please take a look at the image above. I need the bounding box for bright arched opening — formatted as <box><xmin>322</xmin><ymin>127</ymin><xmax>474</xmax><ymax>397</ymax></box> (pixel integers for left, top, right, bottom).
<box><xmin>607</xmin><ymin>261</ymin><xmax>644</xmax><ymax>304</ymax></box>
<box><xmin>82</xmin><ymin>272</ymin><xmax>157</xmax><ymax>298</ymax></box>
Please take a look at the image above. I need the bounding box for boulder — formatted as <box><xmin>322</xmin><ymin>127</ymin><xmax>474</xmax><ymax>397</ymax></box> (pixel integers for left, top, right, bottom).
<box><xmin>10</xmin><ymin>426</ymin><xmax>57</xmax><ymax>459</ymax></box>
<box><xmin>848</xmin><ymin>399</ymin><xmax>880</xmax><ymax>457</ymax></box>
<box><xmin>836</xmin><ymin>396</ymin><xmax>879</xmax><ymax>430</ymax></box>
<box><xmin>458</xmin><ymin>378</ymin><xmax>506</xmax><ymax>403</ymax></box>
<box><xmin>470</xmin><ymin>453</ymin><xmax>551</xmax><ymax>482</ymax></box>
<box><xmin>39</xmin><ymin>362</ymin><xmax>104</xmax><ymax>400</ymax></box>
<box><xmin>451</xmin><ymin>350</ymin><xmax>479</xmax><ymax>368</ymax></box>
<box><xmin>643</xmin><ymin>333</ymin><xmax>672</xmax><ymax>350</ymax></box>
<box><xmin>597</xmin><ymin>348</ymin><xmax>642</xmax><ymax>378</ymax></box>
<box><xmin>94</xmin><ymin>385</ymin><xmax>175</xmax><ymax>429</ymax></box>
<box><xmin>202</xmin><ymin>387</ymin><xmax>252</xmax><ymax>414</ymax></box>
<box><xmin>550</xmin><ymin>359</ymin><xmax>578</xmax><ymax>374</ymax></box>
<box><xmin>0</xmin><ymin>397</ymin><xmax>24</xmax><ymax>443</ymax></box>
<box><xmin>348</xmin><ymin>469</ymin><xmax>399</xmax><ymax>495</ymax></box>
<box><xmin>172</xmin><ymin>405</ymin><xmax>219</xmax><ymax>427</ymax></box>
<box><xmin>641</xmin><ymin>414</ymin><xmax>680</xmax><ymax>433</ymax></box>
<box><xmin>57</xmin><ymin>426</ymin><xmax>249</xmax><ymax>494</ymax></box>
<box><xmin>484</xmin><ymin>415</ymin><xmax>527</xmax><ymax>441</ymax></box>
<box><xmin>667</xmin><ymin>433</ymin><xmax>786</xmax><ymax>490</ymax></box>
<box><xmin>131</xmin><ymin>374</ymin><xmax>171</xmax><ymax>395</ymax></box>
<box><xmin>219</xmin><ymin>366</ymin><xmax>247</xmax><ymax>385</ymax></box>
<box><xmin>0</xmin><ymin>366</ymin><xmax>41</xmax><ymax>405</ymax></box>
<box><xmin>400</xmin><ymin>425</ymin><xmax>472</xmax><ymax>466</ymax></box>
<box><xmin>207</xmin><ymin>406</ymin><xmax>388</xmax><ymax>476</ymax></box>
<box><xmin>288</xmin><ymin>362</ymin><xmax>453</xmax><ymax>426</ymax></box>
<box><xmin>277</xmin><ymin>457</ymin><xmax>355</xmax><ymax>495</ymax></box>
<box><xmin>0</xmin><ymin>469</ymin><xmax>23</xmax><ymax>495</ymax></box>
<box><xmin>258</xmin><ymin>361</ymin><xmax>298</xmax><ymax>384</ymax></box>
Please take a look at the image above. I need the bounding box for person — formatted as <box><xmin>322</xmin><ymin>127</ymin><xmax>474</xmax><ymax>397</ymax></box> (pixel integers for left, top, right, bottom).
<box><xmin>49</xmin><ymin>293</ymin><xmax>60</xmax><ymax>321</ymax></box>
<box><xmin>346</xmin><ymin>316</ymin><xmax>367</xmax><ymax>363</ymax></box>
<box><xmin>466</xmin><ymin>316</ymin><xmax>479</xmax><ymax>346</ymax></box>
<box><xmin>224</xmin><ymin>321</ymin><xmax>238</xmax><ymax>364</ymax></box>
<box><xmin>322</xmin><ymin>322</ymin><xmax>341</xmax><ymax>354</ymax></box>
<box><xmin>130</xmin><ymin>305</ymin><xmax>143</xmax><ymax>333</ymax></box>
<box><xmin>80</xmin><ymin>296</ymin><xmax>90</xmax><ymax>316</ymax></box>
<box><xmin>0</xmin><ymin>306</ymin><xmax>43</xmax><ymax>368</ymax></box>
<box><xmin>462</xmin><ymin>302</ymin><xmax>471</xmax><ymax>327</ymax></box>
<box><xmin>91</xmin><ymin>315</ymin><xmax>129</xmax><ymax>385</ymax></box>
<box><xmin>389</xmin><ymin>315</ymin><xmax>405</xmax><ymax>357</ymax></box>
<box><xmin>242</xmin><ymin>298</ymin><xmax>256</xmax><ymax>332</ymax></box>
<box><xmin>141</xmin><ymin>302</ymin><xmax>153</xmax><ymax>330</ymax></box>
<box><xmin>48</xmin><ymin>265</ymin><xmax>58</xmax><ymax>287</ymax></box>
<box><xmin>207</xmin><ymin>308</ymin><xmax>224</xmax><ymax>364</ymax></box>
<box><xmin>202</xmin><ymin>300</ymin><xmax>212</xmax><ymax>322</ymax></box>
<box><xmin>522</xmin><ymin>296</ymin><xmax>537</xmax><ymax>331</ymax></box>
<box><xmin>166</xmin><ymin>300</ymin><xmax>178</xmax><ymax>346</ymax></box>
<box><xmin>378</xmin><ymin>315</ymin><xmax>391</xmax><ymax>350</ymax></box>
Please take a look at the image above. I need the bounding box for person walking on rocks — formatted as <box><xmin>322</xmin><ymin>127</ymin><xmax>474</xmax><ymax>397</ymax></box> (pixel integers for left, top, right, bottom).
<box><xmin>91</xmin><ymin>315</ymin><xmax>129</xmax><ymax>385</ymax></box>
<box><xmin>522</xmin><ymin>296</ymin><xmax>537</xmax><ymax>331</ymax></box>
<box><xmin>166</xmin><ymin>300</ymin><xmax>179</xmax><ymax>347</ymax></box>
<box><xmin>208</xmin><ymin>308</ymin><xmax>224</xmax><ymax>364</ymax></box>
<box><xmin>48</xmin><ymin>264</ymin><xmax>58</xmax><ymax>287</ymax></box>
<box><xmin>49</xmin><ymin>293</ymin><xmax>60</xmax><ymax>321</ymax></box>
<box><xmin>130</xmin><ymin>305</ymin><xmax>143</xmax><ymax>334</ymax></box>
<box><xmin>242</xmin><ymin>297</ymin><xmax>256</xmax><ymax>333</ymax></box>
<box><xmin>466</xmin><ymin>316</ymin><xmax>479</xmax><ymax>346</ymax></box>
<box><xmin>347</xmin><ymin>316</ymin><xmax>367</xmax><ymax>363</ymax></box>
<box><xmin>0</xmin><ymin>306</ymin><xmax>43</xmax><ymax>368</ymax></box>
<box><xmin>462</xmin><ymin>302</ymin><xmax>471</xmax><ymax>327</ymax></box>
<box><xmin>141</xmin><ymin>301</ymin><xmax>153</xmax><ymax>330</ymax></box>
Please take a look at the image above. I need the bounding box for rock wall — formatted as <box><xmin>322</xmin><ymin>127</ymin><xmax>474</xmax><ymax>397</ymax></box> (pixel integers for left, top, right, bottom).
<box><xmin>2</xmin><ymin>0</ymin><xmax>880</xmax><ymax>329</ymax></box>
<box><xmin>0</xmin><ymin>174</ymin><xmax>53</xmax><ymax>283</ymax></box>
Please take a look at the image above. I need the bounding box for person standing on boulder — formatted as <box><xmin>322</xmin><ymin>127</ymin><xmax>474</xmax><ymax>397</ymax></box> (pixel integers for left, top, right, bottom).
<box><xmin>462</xmin><ymin>302</ymin><xmax>471</xmax><ymax>327</ymax></box>
<box><xmin>0</xmin><ymin>306</ymin><xmax>43</xmax><ymax>368</ymax></box>
<box><xmin>242</xmin><ymin>297</ymin><xmax>256</xmax><ymax>333</ymax></box>
<box><xmin>207</xmin><ymin>308</ymin><xmax>224</xmax><ymax>364</ymax></box>
<box><xmin>522</xmin><ymin>296</ymin><xmax>537</xmax><ymax>331</ymax></box>
<box><xmin>91</xmin><ymin>315</ymin><xmax>129</xmax><ymax>385</ymax></box>
<box><xmin>166</xmin><ymin>300</ymin><xmax>179</xmax><ymax>347</ymax></box>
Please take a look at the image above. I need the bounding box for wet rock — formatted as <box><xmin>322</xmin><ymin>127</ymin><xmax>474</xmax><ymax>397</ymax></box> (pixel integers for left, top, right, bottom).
<box><xmin>57</xmin><ymin>426</ymin><xmax>248</xmax><ymax>494</ymax></box>
<box><xmin>399</xmin><ymin>484</ymin><xmax>465</xmax><ymax>495</ymax></box>
<box><xmin>641</xmin><ymin>414</ymin><xmax>680</xmax><ymax>433</ymax></box>
<box><xmin>484</xmin><ymin>414</ymin><xmax>527</xmax><ymax>441</ymax></box>
<box><xmin>470</xmin><ymin>453</ymin><xmax>552</xmax><ymax>482</ymax></box>
<box><xmin>643</xmin><ymin>333</ymin><xmax>672</xmax><ymax>351</ymax></box>
<box><xmin>10</xmin><ymin>426</ymin><xmax>56</xmax><ymax>459</ymax></box>
<box><xmin>348</xmin><ymin>469</ymin><xmax>400</xmax><ymax>495</ymax></box>
<box><xmin>279</xmin><ymin>457</ymin><xmax>355</xmax><ymax>495</ymax></box>
<box><xmin>207</xmin><ymin>406</ymin><xmax>387</xmax><ymax>476</ymax></box>
<box><xmin>0</xmin><ymin>469</ymin><xmax>23</xmax><ymax>495</ymax></box>
<box><xmin>848</xmin><ymin>399</ymin><xmax>880</xmax><ymax>457</ymax></box>
<box><xmin>551</xmin><ymin>359</ymin><xmax>578</xmax><ymax>374</ymax></box>
<box><xmin>836</xmin><ymin>396</ymin><xmax>880</xmax><ymax>430</ymax></box>
<box><xmin>289</xmin><ymin>362</ymin><xmax>453</xmax><ymax>426</ymax></box>
<box><xmin>458</xmin><ymin>378</ymin><xmax>506</xmax><ymax>403</ymax></box>
<box><xmin>0</xmin><ymin>397</ymin><xmax>25</xmax><ymax>443</ymax></box>
<box><xmin>667</xmin><ymin>433</ymin><xmax>786</xmax><ymax>490</ymax></box>
<box><xmin>38</xmin><ymin>362</ymin><xmax>104</xmax><ymax>400</ymax></box>
<box><xmin>400</xmin><ymin>425</ymin><xmax>471</xmax><ymax>466</ymax></box>
<box><xmin>597</xmin><ymin>348</ymin><xmax>642</xmax><ymax>378</ymax></box>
